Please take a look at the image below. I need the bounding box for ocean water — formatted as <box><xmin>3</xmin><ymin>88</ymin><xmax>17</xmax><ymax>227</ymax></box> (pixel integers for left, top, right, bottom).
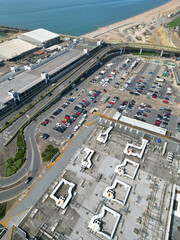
<box><xmin>0</xmin><ymin>0</ymin><xmax>169</xmax><ymax>36</ymax></box>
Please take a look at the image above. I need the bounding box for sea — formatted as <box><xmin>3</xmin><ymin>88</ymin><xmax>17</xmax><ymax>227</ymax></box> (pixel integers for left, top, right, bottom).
<box><xmin>0</xmin><ymin>0</ymin><xmax>170</xmax><ymax>36</ymax></box>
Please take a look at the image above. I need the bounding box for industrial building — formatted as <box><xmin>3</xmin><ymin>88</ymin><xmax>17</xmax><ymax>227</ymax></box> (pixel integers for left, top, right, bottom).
<box><xmin>0</xmin><ymin>39</ymin><xmax>37</xmax><ymax>60</ymax></box>
<box><xmin>2</xmin><ymin>114</ymin><xmax>180</xmax><ymax>240</ymax></box>
<box><xmin>19</xmin><ymin>28</ymin><xmax>60</xmax><ymax>47</ymax></box>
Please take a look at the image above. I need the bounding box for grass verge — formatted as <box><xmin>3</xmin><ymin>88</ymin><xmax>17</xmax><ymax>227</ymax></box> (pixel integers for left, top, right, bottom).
<box><xmin>0</xmin><ymin>203</ymin><xmax>6</xmax><ymax>220</ymax></box>
<box><xmin>41</xmin><ymin>145</ymin><xmax>59</xmax><ymax>162</ymax></box>
<box><xmin>5</xmin><ymin>132</ymin><xmax>26</xmax><ymax>177</ymax></box>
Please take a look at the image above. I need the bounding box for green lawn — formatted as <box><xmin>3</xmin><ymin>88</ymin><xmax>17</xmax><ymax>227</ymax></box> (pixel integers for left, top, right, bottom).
<box><xmin>5</xmin><ymin>132</ymin><xmax>26</xmax><ymax>177</ymax></box>
<box><xmin>166</xmin><ymin>16</ymin><xmax>180</xmax><ymax>29</ymax></box>
<box><xmin>41</xmin><ymin>145</ymin><xmax>59</xmax><ymax>162</ymax></box>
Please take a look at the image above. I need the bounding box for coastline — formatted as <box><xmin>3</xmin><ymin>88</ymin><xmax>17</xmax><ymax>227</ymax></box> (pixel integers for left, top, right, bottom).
<box><xmin>82</xmin><ymin>0</ymin><xmax>180</xmax><ymax>39</ymax></box>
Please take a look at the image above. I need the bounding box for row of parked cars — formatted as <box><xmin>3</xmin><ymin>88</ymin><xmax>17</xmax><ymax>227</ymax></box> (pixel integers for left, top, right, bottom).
<box><xmin>162</xmin><ymin>88</ymin><xmax>172</xmax><ymax>104</ymax></box>
<box><xmin>129</xmin><ymin>76</ymin><xmax>146</xmax><ymax>96</ymax></box>
<box><xmin>106</xmin><ymin>96</ymin><xmax>119</xmax><ymax>108</ymax></box>
<box><xmin>53</xmin><ymin>90</ymin><xmax>101</xmax><ymax>135</ymax></box>
<box><xmin>117</xmin><ymin>100</ymin><xmax>135</xmax><ymax>114</ymax></box>
<box><xmin>133</xmin><ymin>103</ymin><xmax>151</xmax><ymax>122</ymax></box>
<box><xmin>154</xmin><ymin>107</ymin><xmax>172</xmax><ymax>128</ymax></box>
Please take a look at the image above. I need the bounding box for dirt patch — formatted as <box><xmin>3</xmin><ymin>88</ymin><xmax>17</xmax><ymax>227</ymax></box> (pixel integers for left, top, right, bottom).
<box><xmin>0</xmin><ymin>137</ymin><xmax>17</xmax><ymax>177</ymax></box>
<box><xmin>153</xmin><ymin>26</ymin><xmax>171</xmax><ymax>46</ymax></box>
<box><xmin>149</xmin><ymin>35</ymin><xmax>157</xmax><ymax>45</ymax></box>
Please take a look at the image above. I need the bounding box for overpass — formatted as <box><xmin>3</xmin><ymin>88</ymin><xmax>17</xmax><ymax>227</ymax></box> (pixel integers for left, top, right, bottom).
<box><xmin>107</xmin><ymin>42</ymin><xmax>180</xmax><ymax>57</ymax></box>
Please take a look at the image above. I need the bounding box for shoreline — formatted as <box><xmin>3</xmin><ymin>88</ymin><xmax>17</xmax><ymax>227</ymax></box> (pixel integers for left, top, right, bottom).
<box><xmin>82</xmin><ymin>0</ymin><xmax>180</xmax><ymax>39</ymax></box>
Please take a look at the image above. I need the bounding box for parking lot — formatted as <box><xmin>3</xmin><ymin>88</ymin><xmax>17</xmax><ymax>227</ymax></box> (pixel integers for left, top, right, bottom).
<box><xmin>37</xmin><ymin>55</ymin><xmax>180</xmax><ymax>146</ymax></box>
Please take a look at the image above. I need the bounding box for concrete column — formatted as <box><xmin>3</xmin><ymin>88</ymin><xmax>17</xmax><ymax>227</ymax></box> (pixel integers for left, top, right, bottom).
<box><xmin>123</xmin><ymin>47</ymin><xmax>126</xmax><ymax>53</ymax></box>
<box><xmin>120</xmin><ymin>48</ymin><xmax>123</xmax><ymax>55</ymax></box>
<box><xmin>140</xmin><ymin>48</ymin><xmax>142</xmax><ymax>54</ymax></box>
<box><xmin>160</xmin><ymin>50</ymin><xmax>163</xmax><ymax>57</ymax></box>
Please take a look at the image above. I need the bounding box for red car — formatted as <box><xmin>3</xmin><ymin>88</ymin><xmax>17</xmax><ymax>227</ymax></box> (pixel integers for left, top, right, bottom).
<box><xmin>123</xmin><ymin>100</ymin><xmax>128</xmax><ymax>104</ymax></box>
<box><xmin>109</xmin><ymin>102</ymin><xmax>114</xmax><ymax>105</ymax></box>
<box><xmin>141</xmin><ymin>76</ymin><xmax>145</xmax><ymax>78</ymax></box>
<box><xmin>142</xmin><ymin>113</ymin><xmax>148</xmax><ymax>117</ymax></box>
<box><xmin>139</xmin><ymin>80</ymin><xmax>142</xmax><ymax>82</ymax></box>
<box><xmin>81</xmin><ymin>99</ymin><xmax>86</xmax><ymax>102</ymax></box>
<box><xmin>154</xmin><ymin>120</ymin><xmax>160</xmax><ymax>126</ymax></box>
<box><xmin>166</xmin><ymin>93</ymin><xmax>171</xmax><ymax>95</ymax></box>
<box><xmin>75</xmin><ymin>112</ymin><xmax>80</xmax><ymax>115</ymax></box>
<box><xmin>163</xmin><ymin>100</ymin><xmax>169</xmax><ymax>103</ymax></box>
<box><xmin>152</xmin><ymin>95</ymin><xmax>157</xmax><ymax>99</ymax></box>
<box><xmin>61</xmin><ymin>120</ymin><xmax>66</xmax><ymax>123</ymax></box>
<box><xmin>145</xmin><ymin>104</ymin><xmax>151</xmax><ymax>108</ymax></box>
<box><xmin>64</xmin><ymin>116</ymin><xmax>69</xmax><ymax>120</ymax></box>
<box><xmin>130</xmin><ymin>100</ymin><xmax>135</xmax><ymax>103</ymax></box>
<box><xmin>103</xmin><ymin>89</ymin><xmax>107</xmax><ymax>92</ymax></box>
<box><xmin>43</xmin><ymin>121</ymin><xmax>48</xmax><ymax>125</ymax></box>
<box><xmin>93</xmin><ymin>93</ymin><xmax>97</xmax><ymax>97</ymax></box>
<box><xmin>107</xmin><ymin>75</ymin><xmax>111</xmax><ymax>78</ymax></box>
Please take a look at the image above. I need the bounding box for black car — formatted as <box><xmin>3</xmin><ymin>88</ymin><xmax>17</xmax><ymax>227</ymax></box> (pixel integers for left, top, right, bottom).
<box><xmin>42</xmin><ymin>133</ymin><xmax>49</xmax><ymax>139</ymax></box>
<box><xmin>25</xmin><ymin>177</ymin><xmax>33</xmax><ymax>184</ymax></box>
<box><xmin>134</xmin><ymin>116</ymin><xmax>140</xmax><ymax>120</ymax></box>
<box><xmin>74</xmin><ymin>106</ymin><xmax>80</xmax><ymax>111</ymax></box>
<box><xmin>129</xmin><ymin>91</ymin><xmax>134</xmax><ymax>94</ymax></box>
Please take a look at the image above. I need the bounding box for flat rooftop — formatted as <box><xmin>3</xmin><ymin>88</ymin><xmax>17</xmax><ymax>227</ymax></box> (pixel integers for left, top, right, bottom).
<box><xmin>19</xmin><ymin>28</ymin><xmax>60</xmax><ymax>43</ymax></box>
<box><xmin>0</xmin><ymin>48</ymin><xmax>84</xmax><ymax>104</ymax></box>
<box><xmin>18</xmin><ymin>116</ymin><xmax>179</xmax><ymax>240</ymax></box>
<box><xmin>0</xmin><ymin>39</ymin><xmax>37</xmax><ymax>60</ymax></box>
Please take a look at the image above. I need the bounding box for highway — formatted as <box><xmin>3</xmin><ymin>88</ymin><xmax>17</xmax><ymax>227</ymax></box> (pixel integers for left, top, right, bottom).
<box><xmin>0</xmin><ymin>42</ymin><xmax>179</xmax><ymax>202</ymax></box>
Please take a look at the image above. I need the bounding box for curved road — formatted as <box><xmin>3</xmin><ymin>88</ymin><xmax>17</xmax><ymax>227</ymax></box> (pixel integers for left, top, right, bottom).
<box><xmin>0</xmin><ymin>122</ymin><xmax>40</xmax><ymax>202</ymax></box>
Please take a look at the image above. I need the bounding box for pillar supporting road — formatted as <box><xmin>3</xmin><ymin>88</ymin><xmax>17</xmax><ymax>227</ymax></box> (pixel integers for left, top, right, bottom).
<box><xmin>160</xmin><ymin>50</ymin><xmax>164</xmax><ymax>57</ymax></box>
<box><xmin>140</xmin><ymin>48</ymin><xmax>143</xmax><ymax>55</ymax></box>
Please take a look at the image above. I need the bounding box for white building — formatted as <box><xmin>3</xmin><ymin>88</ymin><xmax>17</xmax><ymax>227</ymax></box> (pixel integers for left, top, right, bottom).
<box><xmin>19</xmin><ymin>28</ymin><xmax>60</xmax><ymax>47</ymax></box>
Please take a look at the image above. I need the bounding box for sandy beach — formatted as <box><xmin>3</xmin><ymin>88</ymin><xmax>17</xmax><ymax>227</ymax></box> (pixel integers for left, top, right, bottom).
<box><xmin>82</xmin><ymin>0</ymin><xmax>180</xmax><ymax>42</ymax></box>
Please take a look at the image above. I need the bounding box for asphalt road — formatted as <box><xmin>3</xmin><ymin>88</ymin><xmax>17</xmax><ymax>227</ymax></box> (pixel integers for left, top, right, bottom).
<box><xmin>0</xmin><ymin>122</ymin><xmax>40</xmax><ymax>202</ymax></box>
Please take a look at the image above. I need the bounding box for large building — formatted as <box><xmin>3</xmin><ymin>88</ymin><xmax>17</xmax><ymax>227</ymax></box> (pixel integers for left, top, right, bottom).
<box><xmin>0</xmin><ymin>39</ymin><xmax>37</xmax><ymax>60</ymax></box>
<box><xmin>19</xmin><ymin>28</ymin><xmax>60</xmax><ymax>47</ymax></box>
<box><xmin>0</xmin><ymin>39</ymin><xmax>99</xmax><ymax>116</ymax></box>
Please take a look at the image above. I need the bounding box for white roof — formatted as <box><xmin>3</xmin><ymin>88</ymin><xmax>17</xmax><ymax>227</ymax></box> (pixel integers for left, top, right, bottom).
<box><xmin>0</xmin><ymin>39</ymin><xmax>37</xmax><ymax>60</ymax></box>
<box><xmin>20</xmin><ymin>28</ymin><xmax>59</xmax><ymax>43</ymax></box>
<box><xmin>120</xmin><ymin>116</ymin><xmax>167</xmax><ymax>135</ymax></box>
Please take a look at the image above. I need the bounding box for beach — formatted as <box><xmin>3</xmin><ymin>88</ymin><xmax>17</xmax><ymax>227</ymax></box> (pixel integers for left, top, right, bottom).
<box><xmin>82</xmin><ymin>0</ymin><xmax>180</xmax><ymax>42</ymax></box>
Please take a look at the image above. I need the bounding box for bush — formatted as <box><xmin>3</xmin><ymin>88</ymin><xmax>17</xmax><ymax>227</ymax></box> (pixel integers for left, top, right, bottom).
<box><xmin>0</xmin><ymin>203</ymin><xmax>6</xmax><ymax>220</ymax></box>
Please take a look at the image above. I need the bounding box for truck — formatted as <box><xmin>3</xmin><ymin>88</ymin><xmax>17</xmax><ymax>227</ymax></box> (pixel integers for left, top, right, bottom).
<box><xmin>156</xmin><ymin>77</ymin><xmax>164</xmax><ymax>83</ymax></box>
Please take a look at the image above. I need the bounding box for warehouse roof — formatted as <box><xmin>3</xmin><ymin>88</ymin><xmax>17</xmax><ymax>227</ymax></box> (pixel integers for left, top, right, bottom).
<box><xmin>0</xmin><ymin>39</ymin><xmax>37</xmax><ymax>60</ymax></box>
<box><xmin>19</xmin><ymin>28</ymin><xmax>59</xmax><ymax>43</ymax></box>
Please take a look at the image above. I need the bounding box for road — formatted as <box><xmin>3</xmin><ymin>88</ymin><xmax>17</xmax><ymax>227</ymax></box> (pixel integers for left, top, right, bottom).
<box><xmin>0</xmin><ymin>122</ymin><xmax>40</xmax><ymax>202</ymax></box>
